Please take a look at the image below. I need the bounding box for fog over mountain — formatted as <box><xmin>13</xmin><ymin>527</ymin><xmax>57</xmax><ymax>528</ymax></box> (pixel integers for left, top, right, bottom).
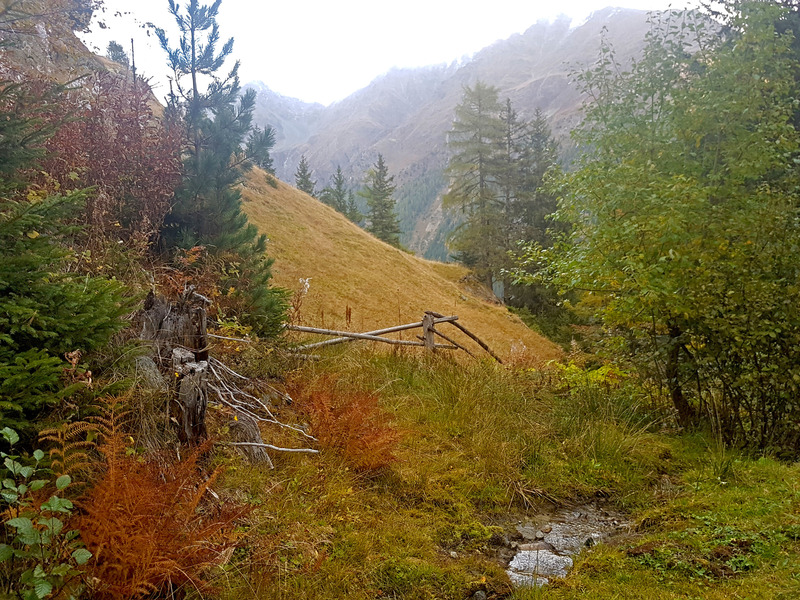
<box><xmin>246</xmin><ymin>8</ymin><xmax>656</xmax><ymax>259</ymax></box>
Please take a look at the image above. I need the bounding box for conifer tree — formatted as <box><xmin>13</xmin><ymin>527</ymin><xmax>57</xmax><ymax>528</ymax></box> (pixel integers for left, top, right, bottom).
<box><xmin>360</xmin><ymin>154</ymin><xmax>400</xmax><ymax>247</ymax></box>
<box><xmin>344</xmin><ymin>190</ymin><xmax>363</xmax><ymax>224</ymax></box>
<box><xmin>156</xmin><ymin>0</ymin><xmax>286</xmax><ymax>337</ymax></box>
<box><xmin>294</xmin><ymin>155</ymin><xmax>316</xmax><ymax>197</ymax></box>
<box><xmin>0</xmin><ymin>82</ymin><xmax>130</xmax><ymax>439</ymax></box>
<box><xmin>105</xmin><ymin>40</ymin><xmax>129</xmax><ymax>68</ymax></box>
<box><xmin>443</xmin><ymin>81</ymin><xmax>506</xmax><ymax>286</ymax></box>
<box><xmin>320</xmin><ymin>165</ymin><xmax>349</xmax><ymax>213</ymax></box>
<box><xmin>246</xmin><ymin>125</ymin><xmax>276</xmax><ymax>174</ymax></box>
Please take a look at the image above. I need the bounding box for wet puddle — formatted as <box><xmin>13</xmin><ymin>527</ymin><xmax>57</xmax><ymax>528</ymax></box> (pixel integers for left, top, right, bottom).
<box><xmin>506</xmin><ymin>503</ymin><xmax>629</xmax><ymax>587</ymax></box>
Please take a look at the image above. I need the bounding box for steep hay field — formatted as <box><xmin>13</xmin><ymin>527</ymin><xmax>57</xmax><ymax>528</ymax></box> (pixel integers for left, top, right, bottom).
<box><xmin>242</xmin><ymin>172</ymin><xmax>561</xmax><ymax>363</ymax></box>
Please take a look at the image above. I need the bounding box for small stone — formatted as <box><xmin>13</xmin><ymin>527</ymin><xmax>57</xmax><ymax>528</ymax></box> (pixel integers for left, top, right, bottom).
<box><xmin>472</xmin><ymin>591</ymin><xmax>488</xmax><ymax>600</ymax></box>
<box><xmin>450</xmin><ymin>551</ymin><xmax>459</xmax><ymax>559</ymax></box>
<box><xmin>535</xmin><ymin>530</ymin><xmax>545</xmax><ymax>540</ymax></box>
<box><xmin>519</xmin><ymin>541</ymin><xmax>556</xmax><ymax>552</ymax></box>
<box><xmin>507</xmin><ymin>571</ymin><xmax>549</xmax><ymax>587</ymax></box>
<box><xmin>542</xmin><ymin>525</ymin><xmax>552</xmax><ymax>534</ymax></box>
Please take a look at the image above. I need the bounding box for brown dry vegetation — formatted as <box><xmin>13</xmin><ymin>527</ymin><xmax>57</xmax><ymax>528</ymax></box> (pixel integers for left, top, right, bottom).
<box><xmin>242</xmin><ymin>172</ymin><xmax>562</xmax><ymax>363</ymax></box>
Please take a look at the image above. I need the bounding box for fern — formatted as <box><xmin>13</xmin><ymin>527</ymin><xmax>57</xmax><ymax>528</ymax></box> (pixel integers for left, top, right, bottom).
<box><xmin>74</xmin><ymin>401</ymin><xmax>246</xmax><ymax>599</ymax></box>
<box><xmin>38</xmin><ymin>420</ymin><xmax>98</xmax><ymax>479</ymax></box>
<box><xmin>291</xmin><ymin>375</ymin><xmax>402</xmax><ymax>473</ymax></box>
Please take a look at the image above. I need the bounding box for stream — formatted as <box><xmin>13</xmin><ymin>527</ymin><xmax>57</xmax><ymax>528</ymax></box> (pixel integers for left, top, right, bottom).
<box><xmin>505</xmin><ymin>503</ymin><xmax>629</xmax><ymax>587</ymax></box>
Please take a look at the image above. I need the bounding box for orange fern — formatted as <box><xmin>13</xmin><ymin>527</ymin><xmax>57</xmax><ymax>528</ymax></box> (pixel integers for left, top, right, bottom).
<box><xmin>290</xmin><ymin>376</ymin><xmax>402</xmax><ymax>473</ymax></box>
<box><xmin>73</xmin><ymin>404</ymin><xmax>246</xmax><ymax>599</ymax></box>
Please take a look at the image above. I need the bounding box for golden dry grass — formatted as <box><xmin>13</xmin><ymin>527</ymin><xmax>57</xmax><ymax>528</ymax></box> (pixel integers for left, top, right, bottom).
<box><xmin>242</xmin><ymin>172</ymin><xmax>561</xmax><ymax>363</ymax></box>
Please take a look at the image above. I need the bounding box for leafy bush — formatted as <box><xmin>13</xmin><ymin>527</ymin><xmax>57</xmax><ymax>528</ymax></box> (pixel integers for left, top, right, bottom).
<box><xmin>0</xmin><ymin>81</ymin><xmax>132</xmax><ymax>439</ymax></box>
<box><xmin>0</xmin><ymin>427</ymin><xmax>90</xmax><ymax>600</ymax></box>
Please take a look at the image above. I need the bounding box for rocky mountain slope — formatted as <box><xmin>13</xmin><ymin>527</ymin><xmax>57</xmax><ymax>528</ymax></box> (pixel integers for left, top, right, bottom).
<box><xmin>248</xmin><ymin>7</ymin><xmax>656</xmax><ymax>259</ymax></box>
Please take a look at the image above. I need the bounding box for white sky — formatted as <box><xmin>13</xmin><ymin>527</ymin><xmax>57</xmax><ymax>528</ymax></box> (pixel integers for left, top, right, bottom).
<box><xmin>82</xmin><ymin>0</ymin><xmax>694</xmax><ymax>106</ymax></box>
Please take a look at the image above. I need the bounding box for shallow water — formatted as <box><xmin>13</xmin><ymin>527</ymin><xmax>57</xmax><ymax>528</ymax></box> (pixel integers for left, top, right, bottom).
<box><xmin>506</xmin><ymin>503</ymin><xmax>629</xmax><ymax>587</ymax></box>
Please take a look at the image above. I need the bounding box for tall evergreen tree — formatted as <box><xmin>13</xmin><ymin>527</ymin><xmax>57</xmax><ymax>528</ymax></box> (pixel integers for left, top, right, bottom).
<box><xmin>320</xmin><ymin>165</ymin><xmax>349</xmax><ymax>213</ymax></box>
<box><xmin>156</xmin><ymin>0</ymin><xmax>286</xmax><ymax>337</ymax></box>
<box><xmin>443</xmin><ymin>81</ymin><xmax>506</xmax><ymax>287</ymax></box>
<box><xmin>360</xmin><ymin>154</ymin><xmax>400</xmax><ymax>247</ymax></box>
<box><xmin>294</xmin><ymin>155</ymin><xmax>316</xmax><ymax>197</ymax></box>
<box><xmin>344</xmin><ymin>189</ymin><xmax>362</xmax><ymax>224</ymax></box>
<box><xmin>512</xmin><ymin>109</ymin><xmax>559</xmax><ymax>248</ymax></box>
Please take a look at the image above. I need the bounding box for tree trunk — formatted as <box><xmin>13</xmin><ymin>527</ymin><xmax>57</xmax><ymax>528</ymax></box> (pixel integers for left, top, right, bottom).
<box><xmin>666</xmin><ymin>325</ymin><xmax>694</xmax><ymax>428</ymax></box>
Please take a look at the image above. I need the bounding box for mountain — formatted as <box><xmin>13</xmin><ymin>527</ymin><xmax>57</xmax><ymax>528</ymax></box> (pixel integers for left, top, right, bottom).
<box><xmin>248</xmin><ymin>7</ymin><xmax>656</xmax><ymax>259</ymax></box>
<box><xmin>242</xmin><ymin>171</ymin><xmax>562</xmax><ymax>363</ymax></box>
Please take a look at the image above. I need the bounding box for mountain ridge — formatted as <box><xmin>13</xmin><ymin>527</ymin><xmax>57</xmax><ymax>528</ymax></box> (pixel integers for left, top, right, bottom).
<box><xmin>247</xmin><ymin>7</ymin><xmax>657</xmax><ymax>259</ymax></box>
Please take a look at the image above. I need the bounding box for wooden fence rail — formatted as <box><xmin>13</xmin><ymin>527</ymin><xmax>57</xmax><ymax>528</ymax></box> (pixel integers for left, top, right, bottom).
<box><xmin>285</xmin><ymin>312</ymin><xmax>502</xmax><ymax>363</ymax></box>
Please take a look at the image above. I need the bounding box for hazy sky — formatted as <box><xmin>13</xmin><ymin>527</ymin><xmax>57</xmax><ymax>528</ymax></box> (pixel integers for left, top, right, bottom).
<box><xmin>82</xmin><ymin>0</ymin><xmax>694</xmax><ymax>106</ymax></box>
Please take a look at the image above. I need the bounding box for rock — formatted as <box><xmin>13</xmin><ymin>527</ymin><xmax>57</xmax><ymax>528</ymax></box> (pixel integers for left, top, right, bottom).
<box><xmin>515</xmin><ymin>524</ymin><xmax>539</xmax><ymax>540</ymax></box>
<box><xmin>471</xmin><ymin>591</ymin><xmax>488</xmax><ymax>600</ymax></box>
<box><xmin>134</xmin><ymin>356</ymin><xmax>167</xmax><ymax>391</ymax></box>
<box><xmin>508</xmin><ymin>549</ymin><xmax>573</xmax><ymax>579</ymax></box>
<box><xmin>507</xmin><ymin>570</ymin><xmax>549</xmax><ymax>587</ymax></box>
<box><xmin>449</xmin><ymin>551</ymin><xmax>458</xmax><ymax>559</ymax></box>
<box><xmin>542</xmin><ymin>525</ymin><xmax>552</xmax><ymax>534</ymax></box>
<box><xmin>519</xmin><ymin>541</ymin><xmax>557</xmax><ymax>552</ymax></box>
<box><xmin>535</xmin><ymin>530</ymin><xmax>545</xmax><ymax>540</ymax></box>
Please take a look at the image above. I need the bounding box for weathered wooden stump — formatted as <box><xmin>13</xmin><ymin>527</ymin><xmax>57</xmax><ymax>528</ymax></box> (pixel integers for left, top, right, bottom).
<box><xmin>171</xmin><ymin>348</ymin><xmax>208</xmax><ymax>445</ymax></box>
<box><xmin>140</xmin><ymin>288</ymin><xmax>211</xmax><ymax>445</ymax></box>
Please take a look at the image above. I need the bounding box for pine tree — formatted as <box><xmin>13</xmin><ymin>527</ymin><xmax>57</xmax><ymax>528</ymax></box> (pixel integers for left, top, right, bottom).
<box><xmin>360</xmin><ymin>154</ymin><xmax>400</xmax><ymax>247</ymax></box>
<box><xmin>105</xmin><ymin>40</ymin><xmax>129</xmax><ymax>68</ymax></box>
<box><xmin>246</xmin><ymin>125</ymin><xmax>276</xmax><ymax>174</ymax></box>
<box><xmin>156</xmin><ymin>0</ymin><xmax>286</xmax><ymax>337</ymax></box>
<box><xmin>294</xmin><ymin>155</ymin><xmax>316</xmax><ymax>197</ymax></box>
<box><xmin>344</xmin><ymin>190</ymin><xmax>362</xmax><ymax>224</ymax></box>
<box><xmin>512</xmin><ymin>108</ymin><xmax>559</xmax><ymax>248</ymax></box>
<box><xmin>320</xmin><ymin>165</ymin><xmax>349</xmax><ymax>213</ymax></box>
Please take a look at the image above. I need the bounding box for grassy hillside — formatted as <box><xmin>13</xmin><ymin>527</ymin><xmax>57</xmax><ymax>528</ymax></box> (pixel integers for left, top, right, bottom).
<box><xmin>242</xmin><ymin>173</ymin><xmax>561</xmax><ymax>363</ymax></box>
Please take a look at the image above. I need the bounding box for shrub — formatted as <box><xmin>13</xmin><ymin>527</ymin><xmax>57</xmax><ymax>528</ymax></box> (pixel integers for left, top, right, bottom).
<box><xmin>75</xmin><ymin>407</ymin><xmax>245</xmax><ymax>599</ymax></box>
<box><xmin>290</xmin><ymin>376</ymin><xmax>401</xmax><ymax>474</ymax></box>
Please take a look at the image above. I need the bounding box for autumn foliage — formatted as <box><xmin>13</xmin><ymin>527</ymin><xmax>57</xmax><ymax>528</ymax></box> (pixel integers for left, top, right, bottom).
<box><xmin>290</xmin><ymin>376</ymin><xmax>402</xmax><ymax>473</ymax></box>
<box><xmin>43</xmin><ymin>73</ymin><xmax>182</xmax><ymax>250</ymax></box>
<box><xmin>73</xmin><ymin>406</ymin><xmax>244</xmax><ymax>599</ymax></box>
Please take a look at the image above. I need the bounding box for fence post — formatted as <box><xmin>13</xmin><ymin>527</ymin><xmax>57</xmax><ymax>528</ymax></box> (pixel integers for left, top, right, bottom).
<box><xmin>422</xmin><ymin>313</ymin><xmax>436</xmax><ymax>352</ymax></box>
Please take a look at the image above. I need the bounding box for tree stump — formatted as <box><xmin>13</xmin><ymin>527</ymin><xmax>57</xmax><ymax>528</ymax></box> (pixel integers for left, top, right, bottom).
<box><xmin>139</xmin><ymin>288</ymin><xmax>211</xmax><ymax>445</ymax></box>
<box><xmin>172</xmin><ymin>348</ymin><xmax>208</xmax><ymax>445</ymax></box>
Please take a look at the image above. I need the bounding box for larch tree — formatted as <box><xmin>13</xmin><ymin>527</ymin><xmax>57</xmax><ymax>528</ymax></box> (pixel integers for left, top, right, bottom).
<box><xmin>443</xmin><ymin>81</ymin><xmax>506</xmax><ymax>287</ymax></box>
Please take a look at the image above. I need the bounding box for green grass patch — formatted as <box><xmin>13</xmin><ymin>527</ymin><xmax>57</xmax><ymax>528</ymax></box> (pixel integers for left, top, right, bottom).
<box><xmin>212</xmin><ymin>351</ymin><xmax>800</xmax><ymax>599</ymax></box>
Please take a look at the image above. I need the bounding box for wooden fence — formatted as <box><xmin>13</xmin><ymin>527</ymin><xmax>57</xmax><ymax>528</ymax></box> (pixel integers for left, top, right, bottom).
<box><xmin>286</xmin><ymin>310</ymin><xmax>503</xmax><ymax>363</ymax></box>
